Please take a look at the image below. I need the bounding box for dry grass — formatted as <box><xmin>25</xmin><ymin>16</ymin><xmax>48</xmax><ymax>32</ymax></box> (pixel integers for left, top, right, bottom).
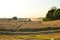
<box><xmin>43</xmin><ymin>20</ymin><xmax>60</xmax><ymax>27</ymax></box>
<box><xmin>0</xmin><ymin>33</ymin><xmax>60</xmax><ymax>40</ymax></box>
<box><xmin>0</xmin><ymin>20</ymin><xmax>60</xmax><ymax>30</ymax></box>
<box><xmin>0</xmin><ymin>20</ymin><xmax>60</xmax><ymax>40</ymax></box>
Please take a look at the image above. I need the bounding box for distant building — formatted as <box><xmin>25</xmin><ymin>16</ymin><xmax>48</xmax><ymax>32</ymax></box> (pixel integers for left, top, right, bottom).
<box><xmin>31</xmin><ymin>18</ymin><xmax>43</xmax><ymax>21</ymax></box>
<box><xmin>17</xmin><ymin>18</ymin><xmax>30</xmax><ymax>22</ymax></box>
<box><xmin>0</xmin><ymin>18</ymin><xmax>43</xmax><ymax>22</ymax></box>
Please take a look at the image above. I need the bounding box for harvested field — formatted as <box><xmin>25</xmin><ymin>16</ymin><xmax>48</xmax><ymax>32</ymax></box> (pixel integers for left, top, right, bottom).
<box><xmin>0</xmin><ymin>20</ymin><xmax>60</xmax><ymax>40</ymax></box>
<box><xmin>0</xmin><ymin>20</ymin><xmax>60</xmax><ymax>30</ymax></box>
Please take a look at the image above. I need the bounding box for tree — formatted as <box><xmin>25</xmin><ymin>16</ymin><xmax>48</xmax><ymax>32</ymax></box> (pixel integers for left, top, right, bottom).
<box><xmin>12</xmin><ymin>16</ymin><xmax>17</xmax><ymax>20</ymax></box>
<box><xmin>43</xmin><ymin>6</ymin><xmax>60</xmax><ymax>21</ymax></box>
<box><xmin>46</xmin><ymin>6</ymin><xmax>57</xmax><ymax>20</ymax></box>
<box><xmin>29</xmin><ymin>19</ymin><xmax>31</xmax><ymax>21</ymax></box>
<box><xmin>54</xmin><ymin>9</ymin><xmax>60</xmax><ymax>20</ymax></box>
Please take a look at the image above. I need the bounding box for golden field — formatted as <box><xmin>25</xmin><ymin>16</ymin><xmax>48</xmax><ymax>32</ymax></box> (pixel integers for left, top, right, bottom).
<box><xmin>0</xmin><ymin>20</ymin><xmax>60</xmax><ymax>40</ymax></box>
<box><xmin>0</xmin><ymin>20</ymin><xmax>60</xmax><ymax>30</ymax></box>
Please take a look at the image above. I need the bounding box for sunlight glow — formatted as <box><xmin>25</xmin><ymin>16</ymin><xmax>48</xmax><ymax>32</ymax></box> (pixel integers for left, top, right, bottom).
<box><xmin>0</xmin><ymin>0</ymin><xmax>60</xmax><ymax>18</ymax></box>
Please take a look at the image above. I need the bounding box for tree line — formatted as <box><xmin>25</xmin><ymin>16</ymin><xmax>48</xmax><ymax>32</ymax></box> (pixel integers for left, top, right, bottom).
<box><xmin>43</xmin><ymin>6</ymin><xmax>60</xmax><ymax>21</ymax></box>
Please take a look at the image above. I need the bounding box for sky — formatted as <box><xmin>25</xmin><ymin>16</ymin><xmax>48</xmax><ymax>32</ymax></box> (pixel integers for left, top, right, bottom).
<box><xmin>0</xmin><ymin>0</ymin><xmax>60</xmax><ymax>18</ymax></box>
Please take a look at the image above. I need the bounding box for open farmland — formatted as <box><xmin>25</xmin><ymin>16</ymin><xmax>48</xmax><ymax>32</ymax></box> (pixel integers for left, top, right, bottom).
<box><xmin>0</xmin><ymin>20</ymin><xmax>49</xmax><ymax>31</ymax></box>
<box><xmin>0</xmin><ymin>20</ymin><xmax>60</xmax><ymax>30</ymax></box>
<box><xmin>0</xmin><ymin>20</ymin><xmax>60</xmax><ymax>40</ymax></box>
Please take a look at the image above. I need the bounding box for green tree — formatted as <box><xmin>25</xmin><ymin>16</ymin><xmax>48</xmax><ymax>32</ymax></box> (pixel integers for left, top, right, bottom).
<box><xmin>46</xmin><ymin>6</ymin><xmax>57</xmax><ymax>20</ymax></box>
<box><xmin>29</xmin><ymin>19</ymin><xmax>31</xmax><ymax>21</ymax></box>
<box><xmin>43</xmin><ymin>6</ymin><xmax>60</xmax><ymax>21</ymax></box>
<box><xmin>12</xmin><ymin>16</ymin><xmax>17</xmax><ymax>20</ymax></box>
<box><xmin>54</xmin><ymin>9</ymin><xmax>60</xmax><ymax>20</ymax></box>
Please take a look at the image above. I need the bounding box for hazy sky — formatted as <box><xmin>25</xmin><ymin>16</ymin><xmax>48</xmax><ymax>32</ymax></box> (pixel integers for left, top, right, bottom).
<box><xmin>0</xmin><ymin>0</ymin><xmax>60</xmax><ymax>18</ymax></box>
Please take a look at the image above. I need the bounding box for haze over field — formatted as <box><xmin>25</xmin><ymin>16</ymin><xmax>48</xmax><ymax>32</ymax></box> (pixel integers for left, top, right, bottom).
<box><xmin>0</xmin><ymin>0</ymin><xmax>60</xmax><ymax>18</ymax></box>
